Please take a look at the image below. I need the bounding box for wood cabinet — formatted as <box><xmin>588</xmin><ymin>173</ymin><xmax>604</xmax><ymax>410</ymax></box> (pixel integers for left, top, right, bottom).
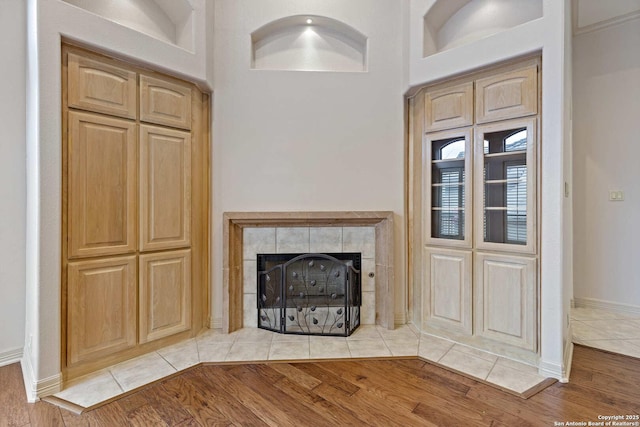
<box><xmin>424</xmin><ymin>128</ymin><xmax>472</xmax><ymax>248</ymax></box>
<box><xmin>423</xmin><ymin>248</ymin><xmax>472</xmax><ymax>335</ymax></box>
<box><xmin>474</xmin><ymin>117</ymin><xmax>537</xmax><ymax>254</ymax></box>
<box><xmin>416</xmin><ymin>56</ymin><xmax>540</xmax><ymax>362</ymax></box>
<box><xmin>67</xmin><ymin>256</ymin><xmax>137</xmax><ymax>365</ymax></box>
<box><xmin>139</xmin><ymin>250</ymin><xmax>192</xmax><ymax>343</ymax></box>
<box><xmin>425</xmin><ymin>82</ymin><xmax>473</xmax><ymax>132</ymax></box>
<box><xmin>62</xmin><ymin>45</ymin><xmax>209</xmax><ymax>379</ymax></box>
<box><xmin>67</xmin><ymin>112</ymin><xmax>137</xmax><ymax>258</ymax></box>
<box><xmin>140</xmin><ymin>74</ymin><xmax>192</xmax><ymax>130</ymax></box>
<box><xmin>474</xmin><ymin>253</ymin><xmax>537</xmax><ymax>351</ymax></box>
<box><xmin>139</xmin><ymin>125</ymin><xmax>191</xmax><ymax>252</ymax></box>
<box><xmin>475</xmin><ymin>65</ymin><xmax>537</xmax><ymax>124</ymax></box>
<box><xmin>67</xmin><ymin>53</ymin><xmax>137</xmax><ymax>119</ymax></box>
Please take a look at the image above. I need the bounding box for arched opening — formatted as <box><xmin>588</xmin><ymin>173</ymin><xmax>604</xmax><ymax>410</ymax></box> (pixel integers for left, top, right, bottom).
<box><xmin>62</xmin><ymin>0</ymin><xmax>194</xmax><ymax>50</ymax></box>
<box><xmin>251</xmin><ymin>15</ymin><xmax>368</xmax><ymax>72</ymax></box>
<box><xmin>423</xmin><ymin>0</ymin><xmax>542</xmax><ymax>57</ymax></box>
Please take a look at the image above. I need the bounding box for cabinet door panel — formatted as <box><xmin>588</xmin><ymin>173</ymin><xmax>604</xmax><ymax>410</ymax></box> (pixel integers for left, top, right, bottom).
<box><xmin>140</xmin><ymin>125</ymin><xmax>191</xmax><ymax>251</ymax></box>
<box><xmin>67</xmin><ymin>53</ymin><xmax>137</xmax><ymax>119</ymax></box>
<box><xmin>424</xmin><ymin>248</ymin><xmax>472</xmax><ymax>335</ymax></box>
<box><xmin>67</xmin><ymin>256</ymin><xmax>137</xmax><ymax>366</ymax></box>
<box><xmin>140</xmin><ymin>75</ymin><xmax>192</xmax><ymax>130</ymax></box>
<box><xmin>425</xmin><ymin>82</ymin><xmax>473</xmax><ymax>132</ymax></box>
<box><xmin>424</xmin><ymin>128</ymin><xmax>473</xmax><ymax>248</ymax></box>
<box><xmin>474</xmin><ymin>118</ymin><xmax>536</xmax><ymax>254</ymax></box>
<box><xmin>139</xmin><ymin>250</ymin><xmax>192</xmax><ymax>343</ymax></box>
<box><xmin>476</xmin><ymin>66</ymin><xmax>537</xmax><ymax>123</ymax></box>
<box><xmin>474</xmin><ymin>253</ymin><xmax>536</xmax><ymax>351</ymax></box>
<box><xmin>68</xmin><ymin>112</ymin><xmax>137</xmax><ymax>258</ymax></box>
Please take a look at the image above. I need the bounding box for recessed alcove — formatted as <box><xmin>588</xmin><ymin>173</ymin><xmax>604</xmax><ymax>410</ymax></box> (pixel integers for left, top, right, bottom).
<box><xmin>62</xmin><ymin>0</ymin><xmax>195</xmax><ymax>51</ymax></box>
<box><xmin>251</xmin><ymin>15</ymin><xmax>368</xmax><ymax>72</ymax></box>
<box><xmin>423</xmin><ymin>0</ymin><xmax>542</xmax><ymax>57</ymax></box>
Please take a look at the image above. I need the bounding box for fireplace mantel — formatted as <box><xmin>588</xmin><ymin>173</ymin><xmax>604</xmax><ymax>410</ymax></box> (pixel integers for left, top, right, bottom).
<box><xmin>223</xmin><ymin>211</ymin><xmax>395</xmax><ymax>333</ymax></box>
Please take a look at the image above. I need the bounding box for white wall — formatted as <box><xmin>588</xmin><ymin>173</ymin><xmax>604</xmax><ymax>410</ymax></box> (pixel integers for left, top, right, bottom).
<box><xmin>0</xmin><ymin>0</ymin><xmax>27</xmax><ymax>365</ymax></box>
<box><xmin>212</xmin><ymin>0</ymin><xmax>406</xmax><ymax>327</ymax></box>
<box><xmin>573</xmin><ymin>18</ymin><xmax>640</xmax><ymax>309</ymax></box>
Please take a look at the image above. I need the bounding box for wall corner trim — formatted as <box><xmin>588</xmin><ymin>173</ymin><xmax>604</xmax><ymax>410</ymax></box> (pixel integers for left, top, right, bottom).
<box><xmin>20</xmin><ymin>353</ymin><xmax>62</xmax><ymax>403</ymax></box>
<box><xmin>538</xmin><ymin>342</ymin><xmax>573</xmax><ymax>383</ymax></box>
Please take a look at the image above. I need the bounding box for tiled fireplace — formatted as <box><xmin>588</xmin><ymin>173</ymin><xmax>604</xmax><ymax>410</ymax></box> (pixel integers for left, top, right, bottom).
<box><xmin>223</xmin><ymin>211</ymin><xmax>395</xmax><ymax>333</ymax></box>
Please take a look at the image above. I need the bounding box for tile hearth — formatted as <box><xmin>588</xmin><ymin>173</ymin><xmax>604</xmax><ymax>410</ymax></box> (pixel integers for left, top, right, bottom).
<box><xmin>50</xmin><ymin>326</ymin><xmax>551</xmax><ymax>412</ymax></box>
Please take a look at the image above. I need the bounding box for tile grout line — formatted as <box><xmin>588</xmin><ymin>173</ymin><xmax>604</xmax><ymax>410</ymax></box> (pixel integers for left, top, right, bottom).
<box><xmin>485</xmin><ymin>357</ymin><xmax>500</xmax><ymax>381</ymax></box>
<box><xmin>436</xmin><ymin>341</ymin><xmax>455</xmax><ymax>363</ymax></box>
<box><xmin>108</xmin><ymin>369</ymin><xmax>125</xmax><ymax>393</ymax></box>
<box><xmin>156</xmin><ymin>350</ymin><xmax>179</xmax><ymax>372</ymax></box>
<box><xmin>380</xmin><ymin>336</ymin><xmax>394</xmax><ymax>357</ymax></box>
<box><xmin>195</xmin><ymin>338</ymin><xmax>202</xmax><ymax>363</ymax></box>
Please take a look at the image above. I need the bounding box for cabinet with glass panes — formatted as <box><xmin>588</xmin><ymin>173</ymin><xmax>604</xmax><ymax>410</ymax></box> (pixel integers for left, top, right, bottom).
<box><xmin>419</xmin><ymin>58</ymin><xmax>539</xmax><ymax>354</ymax></box>
<box><xmin>425</xmin><ymin>128</ymin><xmax>472</xmax><ymax>248</ymax></box>
<box><xmin>474</xmin><ymin>117</ymin><xmax>536</xmax><ymax>254</ymax></box>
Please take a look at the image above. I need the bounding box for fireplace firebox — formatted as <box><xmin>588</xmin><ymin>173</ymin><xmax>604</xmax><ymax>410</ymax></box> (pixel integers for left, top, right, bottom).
<box><xmin>257</xmin><ymin>253</ymin><xmax>361</xmax><ymax>336</ymax></box>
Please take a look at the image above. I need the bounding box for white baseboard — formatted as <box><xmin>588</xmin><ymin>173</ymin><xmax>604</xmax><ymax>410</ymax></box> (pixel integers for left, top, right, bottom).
<box><xmin>0</xmin><ymin>347</ymin><xmax>23</xmax><ymax>368</ymax></box>
<box><xmin>573</xmin><ymin>297</ymin><xmax>640</xmax><ymax>316</ymax></box>
<box><xmin>21</xmin><ymin>353</ymin><xmax>38</xmax><ymax>402</ymax></box>
<box><xmin>538</xmin><ymin>336</ymin><xmax>574</xmax><ymax>383</ymax></box>
<box><xmin>21</xmin><ymin>352</ymin><xmax>62</xmax><ymax>403</ymax></box>
<box><xmin>538</xmin><ymin>359</ymin><xmax>564</xmax><ymax>381</ymax></box>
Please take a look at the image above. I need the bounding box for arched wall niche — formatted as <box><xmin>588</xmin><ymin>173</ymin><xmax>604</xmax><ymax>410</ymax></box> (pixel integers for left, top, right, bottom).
<box><xmin>423</xmin><ymin>0</ymin><xmax>542</xmax><ymax>57</ymax></box>
<box><xmin>62</xmin><ymin>0</ymin><xmax>195</xmax><ymax>51</ymax></box>
<box><xmin>251</xmin><ymin>15</ymin><xmax>368</xmax><ymax>72</ymax></box>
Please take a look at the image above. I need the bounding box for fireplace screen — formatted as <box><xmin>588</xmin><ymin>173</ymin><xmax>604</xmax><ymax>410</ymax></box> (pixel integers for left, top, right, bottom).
<box><xmin>257</xmin><ymin>253</ymin><xmax>361</xmax><ymax>336</ymax></box>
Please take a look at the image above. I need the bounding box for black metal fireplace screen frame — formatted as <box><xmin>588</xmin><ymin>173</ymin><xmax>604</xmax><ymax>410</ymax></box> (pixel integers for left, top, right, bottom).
<box><xmin>257</xmin><ymin>253</ymin><xmax>361</xmax><ymax>337</ymax></box>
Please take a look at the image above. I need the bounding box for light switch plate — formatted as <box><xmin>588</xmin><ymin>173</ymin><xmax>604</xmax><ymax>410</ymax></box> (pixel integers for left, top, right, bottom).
<box><xmin>609</xmin><ymin>190</ymin><xmax>624</xmax><ymax>201</ymax></box>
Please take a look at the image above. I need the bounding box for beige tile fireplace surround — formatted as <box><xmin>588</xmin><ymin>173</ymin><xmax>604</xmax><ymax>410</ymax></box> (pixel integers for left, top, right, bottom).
<box><xmin>223</xmin><ymin>211</ymin><xmax>396</xmax><ymax>332</ymax></box>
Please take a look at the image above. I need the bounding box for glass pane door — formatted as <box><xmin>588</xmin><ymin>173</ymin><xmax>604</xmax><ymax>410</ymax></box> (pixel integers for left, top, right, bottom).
<box><xmin>475</xmin><ymin>118</ymin><xmax>536</xmax><ymax>253</ymax></box>
<box><xmin>425</xmin><ymin>129</ymin><xmax>472</xmax><ymax>247</ymax></box>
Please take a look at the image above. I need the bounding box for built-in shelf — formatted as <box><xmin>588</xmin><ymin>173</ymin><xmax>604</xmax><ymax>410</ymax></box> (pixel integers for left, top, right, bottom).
<box><xmin>484</xmin><ymin>151</ymin><xmax>526</xmax><ymax>159</ymax></box>
<box><xmin>251</xmin><ymin>15</ymin><xmax>368</xmax><ymax>72</ymax></box>
<box><xmin>62</xmin><ymin>0</ymin><xmax>195</xmax><ymax>51</ymax></box>
<box><xmin>423</xmin><ymin>0</ymin><xmax>542</xmax><ymax>58</ymax></box>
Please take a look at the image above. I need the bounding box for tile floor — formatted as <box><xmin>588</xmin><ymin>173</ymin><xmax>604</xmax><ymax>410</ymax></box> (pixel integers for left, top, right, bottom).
<box><xmin>571</xmin><ymin>306</ymin><xmax>640</xmax><ymax>358</ymax></box>
<box><xmin>53</xmin><ymin>325</ymin><xmax>549</xmax><ymax>410</ymax></box>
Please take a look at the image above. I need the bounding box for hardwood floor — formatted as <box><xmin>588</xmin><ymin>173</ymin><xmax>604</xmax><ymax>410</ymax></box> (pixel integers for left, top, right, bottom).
<box><xmin>2</xmin><ymin>345</ymin><xmax>639</xmax><ymax>426</ymax></box>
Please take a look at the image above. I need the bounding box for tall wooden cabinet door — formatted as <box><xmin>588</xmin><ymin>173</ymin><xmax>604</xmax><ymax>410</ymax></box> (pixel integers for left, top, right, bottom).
<box><xmin>423</xmin><ymin>248</ymin><xmax>472</xmax><ymax>335</ymax></box>
<box><xmin>67</xmin><ymin>53</ymin><xmax>137</xmax><ymax>119</ymax></box>
<box><xmin>475</xmin><ymin>66</ymin><xmax>537</xmax><ymax>124</ymax></box>
<box><xmin>139</xmin><ymin>250</ymin><xmax>192</xmax><ymax>343</ymax></box>
<box><xmin>140</xmin><ymin>75</ymin><xmax>192</xmax><ymax>130</ymax></box>
<box><xmin>474</xmin><ymin>253</ymin><xmax>537</xmax><ymax>351</ymax></box>
<box><xmin>140</xmin><ymin>125</ymin><xmax>191</xmax><ymax>251</ymax></box>
<box><xmin>67</xmin><ymin>256</ymin><xmax>137</xmax><ymax>366</ymax></box>
<box><xmin>68</xmin><ymin>111</ymin><xmax>137</xmax><ymax>258</ymax></box>
<box><xmin>425</xmin><ymin>82</ymin><xmax>473</xmax><ymax>132</ymax></box>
